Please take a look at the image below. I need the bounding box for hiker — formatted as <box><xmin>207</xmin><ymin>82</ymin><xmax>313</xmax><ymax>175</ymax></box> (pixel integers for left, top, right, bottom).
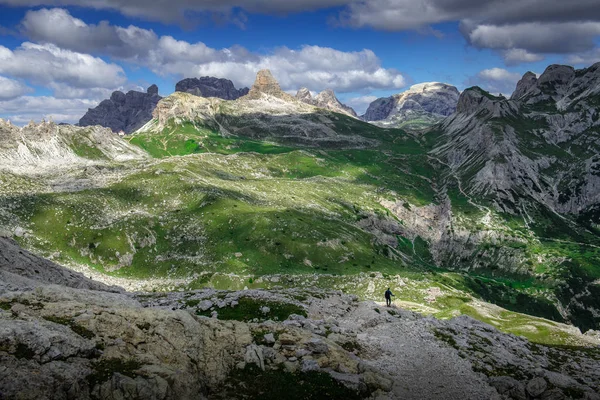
<box><xmin>384</xmin><ymin>288</ymin><xmax>395</xmax><ymax>307</ymax></box>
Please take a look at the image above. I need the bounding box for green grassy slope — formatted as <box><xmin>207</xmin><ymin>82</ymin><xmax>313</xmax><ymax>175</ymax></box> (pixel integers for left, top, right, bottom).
<box><xmin>2</xmin><ymin>111</ymin><xmax>600</xmax><ymax>336</ymax></box>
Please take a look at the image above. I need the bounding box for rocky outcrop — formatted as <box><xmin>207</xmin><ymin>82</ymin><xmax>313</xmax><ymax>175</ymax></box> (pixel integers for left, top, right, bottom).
<box><xmin>175</xmin><ymin>77</ymin><xmax>249</xmax><ymax>100</ymax></box>
<box><xmin>362</xmin><ymin>97</ymin><xmax>395</xmax><ymax>121</ymax></box>
<box><xmin>510</xmin><ymin>71</ymin><xmax>538</xmax><ymax>100</ymax></box>
<box><xmin>244</xmin><ymin>69</ymin><xmax>295</xmax><ymax>101</ymax></box>
<box><xmin>295</xmin><ymin>88</ymin><xmax>357</xmax><ymax>118</ymax></box>
<box><xmin>0</xmin><ymin>119</ymin><xmax>146</xmax><ymax>172</ymax></box>
<box><xmin>364</xmin><ymin>82</ymin><xmax>459</xmax><ymax>130</ymax></box>
<box><xmin>1</xmin><ymin>244</ymin><xmax>599</xmax><ymax>400</ymax></box>
<box><xmin>141</xmin><ymin>71</ymin><xmax>377</xmax><ymax>149</ymax></box>
<box><xmin>0</xmin><ymin>236</ymin><xmax>121</xmax><ymax>294</ymax></box>
<box><xmin>435</xmin><ymin>63</ymin><xmax>600</xmax><ymax>214</ymax></box>
<box><xmin>79</xmin><ymin>85</ymin><xmax>162</xmax><ymax>134</ymax></box>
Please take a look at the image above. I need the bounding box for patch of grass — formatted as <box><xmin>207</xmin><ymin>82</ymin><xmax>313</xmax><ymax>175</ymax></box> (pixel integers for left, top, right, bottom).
<box><xmin>184</xmin><ymin>299</ymin><xmax>200</xmax><ymax>308</ymax></box>
<box><xmin>86</xmin><ymin>358</ymin><xmax>142</xmax><ymax>388</ymax></box>
<box><xmin>213</xmin><ymin>365</ymin><xmax>367</xmax><ymax>400</ymax></box>
<box><xmin>432</xmin><ymin>329</ymin><xmax>459</xmax><ymax>349</ymax></box>
<box><xmin>43</xmin><ymin>315</ymin><xmax>95</xmax><ymax>339</ymax></box>
<box><xmin>197</xmin><ymin>297</ymin><xmax>306</xmax><ymax>322</ymax></box>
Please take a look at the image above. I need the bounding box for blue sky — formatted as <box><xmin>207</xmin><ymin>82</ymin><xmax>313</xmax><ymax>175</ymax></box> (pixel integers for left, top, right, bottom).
<box><xmin>0</xmin><ymin>1</ymin><xmax>599</xmax><ymax>124</ymax></box>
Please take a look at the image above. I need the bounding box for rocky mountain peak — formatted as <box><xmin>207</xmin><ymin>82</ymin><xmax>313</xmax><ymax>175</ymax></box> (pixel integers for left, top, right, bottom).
<box><xmin>245</xmin><ymin>69</ymin><xmax>295</xmax><ymax>101</ymax></box>
<box><xmin>364</xmin><ymin>82</ymin><xmax>459</xmax><ymax>129</ymax></box>
<box><xmin>147</xmin><ymin>84</ymin><xmax>159</xmax><ymax>95</ymax></box>
<box><xmin>511</xmin><ymin>72</ymin><xmax>537</xmax><ymax>100</ymax></box>
<box><xmin>175</xmin><ymin>77</ymin><xmax>249</xmax><ymax>100</ymax></box>
<box><xmin>79</xmin><ymin>85</ymin><xmax>162</xmax><ymax>134</ymax></box>
<box><xmin>535</xmin><ymin>64</ymin><xmax>576</xmax><ymax>97</ymax></box>
<box><xmin>455</xmin><ymin>86</ymin><xmax>517</xmax><ymax>118</ymax></box>
<box><xmin>110</xmin><ymin>90</ymin><xmax>126</xmax><ymax>103</ymax></box>
<box><xmin>294</xmin><ymin>87</ymin><xmax>357</xmax><ymax>117</ymax></box>
<box><xmin>295</xmin><ymin>87</ymin><xmax>313</xmax><ymax>102</ymax></box>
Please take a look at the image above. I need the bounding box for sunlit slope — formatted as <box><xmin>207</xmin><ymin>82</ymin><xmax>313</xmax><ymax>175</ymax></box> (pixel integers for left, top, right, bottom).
<box><xmin>3</xmin><ymin>72</ymin><xmax>600</xmax><ymax>333</ymax></box>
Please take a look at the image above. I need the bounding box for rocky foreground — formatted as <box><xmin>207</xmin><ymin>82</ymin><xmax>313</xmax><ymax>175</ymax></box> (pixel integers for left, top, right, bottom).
<box><xmin>0</xmin><ymin>237</ymin><xmax>599</xmax><ymax>400</ymax></box>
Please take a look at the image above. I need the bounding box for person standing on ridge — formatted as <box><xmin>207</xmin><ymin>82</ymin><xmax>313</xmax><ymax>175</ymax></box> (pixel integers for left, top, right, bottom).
<box><xmin>384</xmin><ymin>287</ymin><xmax>395</xmax><ymax>307</ymax></box>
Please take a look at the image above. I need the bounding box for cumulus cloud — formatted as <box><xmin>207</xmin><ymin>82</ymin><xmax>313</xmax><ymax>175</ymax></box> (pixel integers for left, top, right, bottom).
<box><xmin>0</xmin><ymin>95</ymin><xmax>98</xmax><ymax>124</ymax></box>
<box><xmin>0</xmin><ymin>42</ymin><xmax>126</xmax><ymax>88</ymax></box>
<box><xmin>343</xmin><ymin>95</ymin><xmax>378</xmax><ymax>115</ymax></box>
<box><xmin>568</xmin><ymin>48</ymin><xmax>600</xmax><ymax>65</ymax></box>
<box><xmin>19</xmin><ymin>8</ymin><xmax>406</xmax><ymax>93</ymax></box>
<box><xmin>0</xmin><ymin>76</ymin><xmax>33</xmax><ymax>100</ymax></box>
<box><xmin>464</xmin><ymin>22</ymin><xmax>600</xmax><ymax>54</ymax></box>
<box><xmin>467</xmin><ymin>68</ymin><xmax>523</xmax><ymax>96</ymax></box>
<box><xmin>502</xmin><ymin>49</ymin><xmax>544</xmax><ymax>66</ymax></box>
<box><xmin>10</xmin><ymin>1</ymin><xmax>600</xmax><ymax>64</ymax></box>
<box><xmin>335</xmin><ymin>0</ymin><xmax>600</xmax><ymax>65</ymax></box>
<box><xmin>2</xmin><ymin>0</ymin><xmax>350</xmax><ymax>25</ymax></box>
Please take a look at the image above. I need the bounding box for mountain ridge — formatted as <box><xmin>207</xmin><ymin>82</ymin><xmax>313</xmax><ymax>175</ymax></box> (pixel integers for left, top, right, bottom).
<box><xmin>363</xmin><ymin>82</ymin><xmax>459</xmax><ymax>130</ymax></box>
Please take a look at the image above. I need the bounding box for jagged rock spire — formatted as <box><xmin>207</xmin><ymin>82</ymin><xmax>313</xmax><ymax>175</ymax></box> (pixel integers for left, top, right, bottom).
<box><xmin>245</xmin><ymin>69</ymin><xmax>295</xmax><ymax>101</ymax></box>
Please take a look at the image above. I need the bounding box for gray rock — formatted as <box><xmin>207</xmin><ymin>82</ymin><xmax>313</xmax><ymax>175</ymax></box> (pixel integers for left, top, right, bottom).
<box><xmin>79</xmin><ymin>85</ymin><xmax>162</xmax><ymax>134</ymax></box>
<box><xmin>301</xmin><ymin>359</ymin><xmax>320</xmax><ymax>372</ymax></box>
<box><xmin>306</xmin><ymin>338</ymin><xmax>329</xmax><ymax>354</ymax></box>
<box><xmin>364</xmin><ymin>82</ymin><xmax>459</xmax><ymax>128</ymax></box>
<box><xmin>175</xmin><ymin>77</ymin><xmax>249</xmax><ymax>100</ymax></box>
<box><xmin>264</xmin><ymin>333</ymin><xmax>275</xmax><ymax>344</ymax></box>
<box><xmin>511</xmin><ymin>71</ymin><xmax>538</xmax><ymax>100</ymax></box>
<box><xmin>526</xmin><ymin>377</ymin><xmax>548</xmax><ymax>398</ymax></box>
<box><xmin>199</xmin><ymin>300</ymin><xmax>213</xmax><ymax>311</ymax></box>
<box><xmin>295</xmin><ymin>88</ymin><xmax>357</xmax><ymax>118</ymax></box>
<box><xmin>244</xmin><ymin>344</ymin><xmax>265</xmax><ymax>370</ymax></box>
<box><xmin>0</xmin><ymin>237</ymin><xmax>120</xmax><ymax>294</ymax></box>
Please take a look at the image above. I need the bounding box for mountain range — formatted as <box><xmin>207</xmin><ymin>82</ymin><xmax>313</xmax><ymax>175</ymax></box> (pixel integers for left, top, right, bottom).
<box><xmin>2</xmin><ymin>63</ymin><xmax>600</xmax><ymax>399</ymax></box>
<box><xmin>79</xmin><ymin>73</ymin><xmax>454</xmax><ymax>135</ymax></box>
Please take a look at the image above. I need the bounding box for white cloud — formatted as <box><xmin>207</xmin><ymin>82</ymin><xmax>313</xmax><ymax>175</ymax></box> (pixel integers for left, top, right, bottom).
<box><xmin>465</xmin><ymin>22</ymin><xmax>600</xmax><ymax>54</ymax></box>
<box><xmin>19</xmin><ymin>9</ymin><xmax>406</xmax><ymax>94</ymax></box>
<box><xmin>343</xmin><ymin>95</ymin><xmax>378</xmax><ymax>115</ymax></box>
<box><xmin>334</xmin><ymin>0</ymin><xmax>600</xmax><ymax>64</ymax></box>
<box><xmin>0</xmin><ymin>42</ymin><xmax>126</xmax><ymax>88</ymax></box>
<box><xmin>3</xmin><ymin>0</ymin><xmax>350</xmax><ymax>25</ymax></box>
<box><xmin>568</xmin><ymin>48</ymin><xmax>600</xmax><ymax>66</ymax></box>
<box><xmin>0</xmin><ymin>76</ymin><xmax>33</xmax><ymax>100</ymax></box>
<box><xmin>468</xmin><ymin>68</ymin><xmax>523</xmax><ymax>96</ymax></box>
<box><xmin>502</xmin><ymin>49</ymin><xmax>544</xmax><ymax>66</ymax></box>
<box><xmin>0</xmin><ymin>95</ymin><xmax>98</xmax><ymax>124</ymax></box>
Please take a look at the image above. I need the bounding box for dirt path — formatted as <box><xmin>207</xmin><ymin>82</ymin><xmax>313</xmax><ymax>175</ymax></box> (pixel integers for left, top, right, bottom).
<box><xmin>338</xmin><ymin>302</ymin><xmax>500</xmax><ymax>400</ymax></box>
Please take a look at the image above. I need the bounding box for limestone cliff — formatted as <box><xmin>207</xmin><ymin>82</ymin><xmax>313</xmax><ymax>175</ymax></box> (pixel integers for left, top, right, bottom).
<box><xmin>79</xmin><ymin>85</ymin><xmax>162</xmax><ymax>134</ymax></box>
<box><xmin>175</xmin><ymin>77</ymin><xmax>249</xmax><ymax>100</ymax></box>
<box><xmin>363</xmin><ymin>82</ymin><xmax>459</xmax><ymax>130</ymax></box>
<box><xmin>295</xmin><ymin>88</ymin><xmax>358</xmax><ymax>118</ymax></box>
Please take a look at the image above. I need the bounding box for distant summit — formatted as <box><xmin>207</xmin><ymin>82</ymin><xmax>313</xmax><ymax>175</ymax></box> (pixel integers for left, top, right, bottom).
<box><xmin>295</xmin><ymin>88</ymin><xmax>357</xmax><ymax>118</ymax></box>
<box><xmin>175</xmin><ymin>77</ymin><xmax>249</xmax><ymax>100</ymax></box>
<box><xmin>364</xmin><ymin>82</ymin><xmax>459</xmax><ymax>130</ymax></box>
<box><xmin>245</xmin><ymin>69</ymin><xmax>295</xmax><ymax>101</ymax></box>
<box><xmin>79</xmin><ymin>85</ymin><xmax>162</xmax><ymax>134</ymax></box>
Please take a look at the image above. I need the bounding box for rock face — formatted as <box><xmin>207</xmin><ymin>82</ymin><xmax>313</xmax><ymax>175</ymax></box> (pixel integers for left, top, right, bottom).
<box><xmin>142</xmin><ymin>70</ymin><xmax>377</xmax><ymax>148</ymax></box>
<box><xmin>79</xmin><ymin>85</ymin><xmax>162</xmax><ymax>134</ymax></box>
<box><xmin>364</xmin><ymin>82</ymin><xmax>459</xmax><ymax>130</ymax></box>
<box><xmin>429</xmin><ymin>63</ymin><xmax>600</xmax><ymax>329</ymax></box>
<box><xmin>510</xmin><ymin>71</ymin><xmax>538</xmax><ymax>100</ymax></box>
<box><xmin>435</xmin><ymin>62</ymin><xmax>600</xmax><ymax>214</ymax></box>
<box><xmin>0</xmin><ymin>236</ymin><xmax>121</xmax><ymax>293</ymax></box>
<box><xmin>295</xmin><ymin>88</ymin><xmax>358</xmax><ymax>118</ymax></box>
<box><xmin>175</xmin><ymin>77</ymin><xmax>249</xmax><ymax>100</ymax></box>
<box><xmin>0</xmin><ymin>118</ymin><xmax>146</xmax><ymax>172</ymax></box>
<box><xmin>1</xmin><ymin>244</ymin><xmax>599</xmax><ymax>400</ymax></box>
<box><xmin>245</xmin><ymin>69</ymin><xmax>295</xmax><ymax>101</ymax></box>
